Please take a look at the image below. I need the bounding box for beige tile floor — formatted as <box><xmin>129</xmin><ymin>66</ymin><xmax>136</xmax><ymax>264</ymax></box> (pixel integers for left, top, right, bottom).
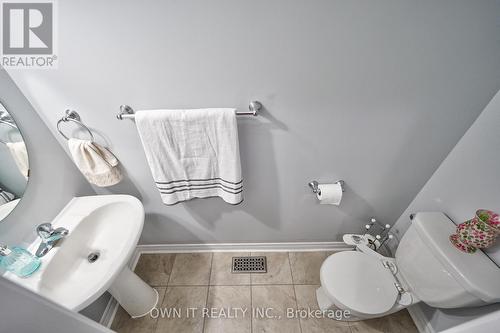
<box><xmin>111</xmin><ymin>251</ymin><xmax>418</xmax><ymax>333</ymax></box>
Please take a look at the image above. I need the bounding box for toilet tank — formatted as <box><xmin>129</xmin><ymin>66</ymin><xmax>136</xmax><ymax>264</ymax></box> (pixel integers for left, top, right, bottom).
<box><xmin>396</xmin><ymin>212</ymin><xmax>500</xmax><ymax>308</ymax></box>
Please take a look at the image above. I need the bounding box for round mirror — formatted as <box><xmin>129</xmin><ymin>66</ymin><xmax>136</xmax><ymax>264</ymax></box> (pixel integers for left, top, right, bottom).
<box><xmin>0</xmin><ymin>102</ymin><xmax>29</xmax><ymax>221</ymax></box>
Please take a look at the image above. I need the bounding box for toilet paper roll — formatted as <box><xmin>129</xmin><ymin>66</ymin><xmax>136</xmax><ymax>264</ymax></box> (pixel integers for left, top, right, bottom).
<box><xmin>316</xmin><ymin>183</ymin><xmax>343</xmax><ymax>205</ymax></box>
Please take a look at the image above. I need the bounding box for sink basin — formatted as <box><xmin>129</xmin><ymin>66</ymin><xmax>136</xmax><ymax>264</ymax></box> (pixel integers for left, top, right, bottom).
<box><xmin>4</xmin><ymin>195</ymin><xmax>158</xmax><ymax>317</ymax></box>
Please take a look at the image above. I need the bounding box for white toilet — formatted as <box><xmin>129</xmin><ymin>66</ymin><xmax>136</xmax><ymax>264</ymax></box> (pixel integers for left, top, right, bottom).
<box><xmin>316</xmin><ymin>212</ymin><xmax>500</xmax><ymax>320</ymax></box>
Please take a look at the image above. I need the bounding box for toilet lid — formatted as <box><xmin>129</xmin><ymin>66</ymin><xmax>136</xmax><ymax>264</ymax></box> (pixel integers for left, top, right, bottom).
<box><xmin>320</xmin><ymin>251</ymin><xmax>399</xmax><ymax>315</ymax></box>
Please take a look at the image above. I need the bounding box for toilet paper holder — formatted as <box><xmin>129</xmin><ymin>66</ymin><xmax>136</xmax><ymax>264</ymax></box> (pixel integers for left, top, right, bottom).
<box><xmin>308</xmin><ymin>180</ymin><xmax>345</xmax><ymax>195</ymax></box>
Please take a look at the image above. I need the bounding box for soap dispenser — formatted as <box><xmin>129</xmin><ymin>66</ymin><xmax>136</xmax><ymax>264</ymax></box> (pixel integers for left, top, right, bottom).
<box><xmin>0</xmin><ymin>245</ymin><xmax>41</xmax><ymax>277</ymax></box>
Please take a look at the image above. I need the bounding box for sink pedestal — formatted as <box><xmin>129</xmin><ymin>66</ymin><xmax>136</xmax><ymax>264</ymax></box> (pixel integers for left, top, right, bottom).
<box><xmin>109</xmin><ymin>267</ymin><xmax>159</xmax><ymax>318</ymax></box>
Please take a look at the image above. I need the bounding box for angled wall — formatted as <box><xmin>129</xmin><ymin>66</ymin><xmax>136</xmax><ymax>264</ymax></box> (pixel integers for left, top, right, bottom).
<box><xmin>394</xmin><ymin>89</ymin><xmax>500</xmax><ymax>332</ymax></box>
<box><xmin>0</xmin><ymin>69</ymin><xmax>94</xmax><ymax>246</ymax></box>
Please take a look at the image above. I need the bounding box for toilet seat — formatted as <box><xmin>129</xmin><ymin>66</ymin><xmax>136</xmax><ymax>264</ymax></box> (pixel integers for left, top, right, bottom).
<box><xmin>320</xmin><ymin>251</ymin><xmax>399</xmax><ymax>315</ymax></box>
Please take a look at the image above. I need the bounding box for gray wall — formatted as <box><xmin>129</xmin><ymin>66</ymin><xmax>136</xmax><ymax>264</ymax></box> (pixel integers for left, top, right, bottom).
<box><xmin>393</xmin><ymin>90</ymin><xmax>500</xmax><ymax>332</ymax></box>
<box><xmin>0</xmin><ymin>69</ymin><xmax>95</xmax><ymax>246</ymax></box>
<box><xmin>0</xmin><ymin>70</ymin><xmax>107</xmax><ymax>322</ymax></box>
<box><xmin>0</xmin><ymin>277</ymin><xmax>112</xmax><ymax>333</ymax></box>
<box><xmin>8</xmin><ymin>0</ymin><xmax>500</xmax><ymax>244</ymax></box>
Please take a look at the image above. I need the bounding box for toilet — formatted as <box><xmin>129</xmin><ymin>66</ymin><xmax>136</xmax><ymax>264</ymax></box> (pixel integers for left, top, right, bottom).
<box><xmin>316</xmin><ymin>212</ymin><xmax>500</xmax><ymax>320</ymax></box>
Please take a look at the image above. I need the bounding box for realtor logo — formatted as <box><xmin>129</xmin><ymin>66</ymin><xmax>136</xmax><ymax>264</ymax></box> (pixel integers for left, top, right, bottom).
<box><xmin>1</xmin><ymin>1</ymin><xmax>57</xmax><ymax>68</ymax></box>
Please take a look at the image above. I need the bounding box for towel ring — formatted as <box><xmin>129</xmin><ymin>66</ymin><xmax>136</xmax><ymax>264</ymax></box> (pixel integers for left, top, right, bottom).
<box><xmin>57</xmin><ymin>110</ymin><xmax>95</xmax><ymax>142</ymax></box>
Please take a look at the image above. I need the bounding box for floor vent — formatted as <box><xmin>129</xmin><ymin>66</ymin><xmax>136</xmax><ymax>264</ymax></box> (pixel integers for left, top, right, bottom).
<box><xmin>232</xmin><ymin>256</ymin><xmax>267</xmax><ymax>273</ymax></box>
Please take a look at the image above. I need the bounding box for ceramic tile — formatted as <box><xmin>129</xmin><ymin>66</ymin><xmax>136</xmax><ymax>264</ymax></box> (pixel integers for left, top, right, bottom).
<box><xmin>155</xmin><ymin>286</ymin><xmax>208</xmax><ymax>333</ymax></box>
<box><xmin>250</xmin><ymin>252</ymin><xmax>293</xmax><ymax>285</ymax></box>
<box><xmin>113</xmin><ymin>251</ymin><xmax>419</xmax><ymax>333</ymax></box>
<box><xmin>135</xmin><ymin>254</ymin><xmax>175</xmax><ymax>286</ymax></box>
<box><xmin>349</xmin><ymin>309</ymin><xmax>418</xmax><ymax>333</ymax></box>
<box><xmin>391</xmin><ymin>310</ymin><xmax>419</xmax><ymax>333</ymax></box>
<box><xmin>111</xmin><ymin>287</ymin><xmax>166</xmax><ymax>333</ymax></box>
<box><xmin>169</xmin><ymin>253</ymin><xmax>213</xmax><ymax>285</ymax></box>
<box><xmin>289</xmin><ymin>252</ymin><xmax>327</xmax><ymax>284</ymax></box>
<box><xmin>251</xmin><ymin>285</ymin><xmax>301</xmax><ymax>333</ymax></box>
<box><xmin>210</xmin><ymin>252</ymin><xmax>251</xmax><ymax>285</ymax></box>
<box><xmin>203</xmin><ymin>286</ymin><xmax>251</xmax><ymax>333</ymax></box>
<box><xmin>294</xmin><ymin>285</ymin><xmax>351</xmax><ymax>333</ymax></box>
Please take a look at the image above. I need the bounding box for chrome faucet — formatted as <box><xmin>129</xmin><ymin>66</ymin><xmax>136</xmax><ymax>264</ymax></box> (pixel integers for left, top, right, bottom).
<box><xmin>35</xmin><ymin>223</ymin><xmax>69</xmax><ymax>257</ymax></box>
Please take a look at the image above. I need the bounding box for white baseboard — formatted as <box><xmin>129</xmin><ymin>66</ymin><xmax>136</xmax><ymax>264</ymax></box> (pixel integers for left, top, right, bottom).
<box><xmin>137</xmin><ymin>241</ymin><xmax>354</xmax><ymax>253</ymax></box>
<box><xmin>99</xmin><ymin>296</ymin><xmax>119</xmax><ymax>328</ymax></box>
<box><xmin>99</xmin><ymin>241</ymin><xmax>351</xmax><ymax>327</ymax></box>
<box><xmin>408</xmin><ymin>304</ymin><xmax>435</xmax><ymax>333</ymax></box>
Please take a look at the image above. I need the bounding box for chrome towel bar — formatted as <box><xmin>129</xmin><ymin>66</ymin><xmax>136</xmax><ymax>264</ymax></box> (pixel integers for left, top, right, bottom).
<box><xmin>116</xmin><ymin>101</ymin><xmax>263</xmax><ymax>120</ymax></box>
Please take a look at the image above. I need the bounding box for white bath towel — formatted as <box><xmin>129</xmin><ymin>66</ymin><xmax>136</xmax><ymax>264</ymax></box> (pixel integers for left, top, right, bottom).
<box><xmin>68</xmin><ymin>139</ymin><xmax>123</xmax><ymax>187</ymax></box>
<box><xmin>0</xmin><ymin>187</ymin><xmax>15</xmax><ymax>205</ymax></box>
<box><xmin>6</xmin><ymin>141</ymin><xmax>29</xmax><ymax>179</ymax></box>
<box><xmin>135</xmin><ymin>108</ymin><xmax>243</xmax><ymax>205</ymax></box>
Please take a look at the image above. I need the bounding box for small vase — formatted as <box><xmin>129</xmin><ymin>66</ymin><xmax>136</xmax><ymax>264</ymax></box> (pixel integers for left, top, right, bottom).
<box><xmin>449</xmin><ymin>233</ymin><xmax>476</xmax><ymax>253</ymax></box>
<box><xmin>450</xmin><ymin>210</ymin><xmax>500</xmax><ymax>254</ymax></box>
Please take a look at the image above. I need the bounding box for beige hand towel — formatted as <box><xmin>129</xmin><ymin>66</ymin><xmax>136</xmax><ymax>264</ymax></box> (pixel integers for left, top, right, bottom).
<box><xmin>68</xmin><ymin>139</ymin><xmax>122</xmax><ymax>187</ymax></box>
<box><xmin>6</xmin><ymin>141</ymin><xmax>29</xmax><ymax>179</ymax></box>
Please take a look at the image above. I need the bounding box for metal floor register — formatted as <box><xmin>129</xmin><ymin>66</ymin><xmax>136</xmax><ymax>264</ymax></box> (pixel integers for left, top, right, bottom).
<box><xmin>231</xmin><ymin>256</ymin><xmax>267</xmax><ymax>273</ymax></box>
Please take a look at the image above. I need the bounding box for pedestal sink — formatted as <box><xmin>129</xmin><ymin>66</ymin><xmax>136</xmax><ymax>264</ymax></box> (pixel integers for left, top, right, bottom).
<box><xmin>4</xmin><ymin>195</ymin><xmax>158</xmax><ymax>318</ymax></box>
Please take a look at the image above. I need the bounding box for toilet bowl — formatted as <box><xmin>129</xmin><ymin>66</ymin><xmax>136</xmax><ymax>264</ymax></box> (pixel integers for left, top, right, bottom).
<box><xmin>317</xmin><ymin>212</ymin><xmax>500</xmax><ymax>321</ymax></box>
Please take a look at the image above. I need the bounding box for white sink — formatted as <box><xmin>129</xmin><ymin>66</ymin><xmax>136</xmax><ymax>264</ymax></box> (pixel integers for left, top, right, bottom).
<box><xmin>4</xmin><ymin>195</ymin><xmax>158</xmax><ymax>317</ymax></box>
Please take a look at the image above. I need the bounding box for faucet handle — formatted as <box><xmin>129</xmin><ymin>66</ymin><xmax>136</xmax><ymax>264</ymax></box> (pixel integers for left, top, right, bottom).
<box><xmin>36</xmin><ymin>223</ymin><xmax>68</xmax><ymax>240</ymax></box>
<box><xmin>36</xmin><ymin>223</ymin><xmax>54</xmax><ymax>239</ymax></box>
